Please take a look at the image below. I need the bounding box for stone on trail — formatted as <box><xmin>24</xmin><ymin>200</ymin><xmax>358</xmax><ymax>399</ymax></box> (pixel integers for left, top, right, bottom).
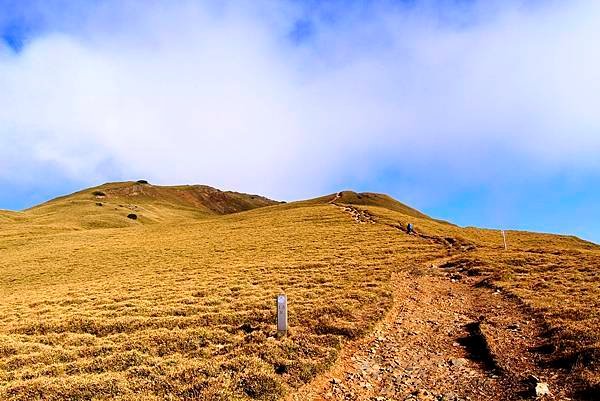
<box><xmin>535</xmin><ymin>382</ymin><xmax>550</xmax><ymax>397</ymax></box>
<box><xmin>449</xmin><ymin>358</ymin><xmax>468</xmax><ymax>367</ymax></box>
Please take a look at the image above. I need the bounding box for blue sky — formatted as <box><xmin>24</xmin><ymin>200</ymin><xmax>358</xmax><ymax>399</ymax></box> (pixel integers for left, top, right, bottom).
<box><xmin>1</xmin><ymin>0</ymin><xmax>599</xmax><ymax>243</ymax></box>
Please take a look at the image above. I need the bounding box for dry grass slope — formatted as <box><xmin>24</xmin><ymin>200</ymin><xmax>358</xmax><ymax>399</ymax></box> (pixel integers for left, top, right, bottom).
<box><xmin>290</xmin><ymin>191</ymin><xmax>431</xmax><ymax>220</ymax></box>
<box><xmin>19</xmin><ymin>182</ymin><xmax>280</xmax><ymax>230</ymax></box>
<box><xmin>1</xmin><ymin>184</ymin><xmax>599</xmax><ymax>400</ymax></box>
<box><xmin>0</xmin><ymin>196</ymin><xmax>443</xmax><ymax>400</ymax></box>
<box><xmin>332</xmin><ymin>191</ymin><xmax>431</xmax><ymax>219</ymax></box>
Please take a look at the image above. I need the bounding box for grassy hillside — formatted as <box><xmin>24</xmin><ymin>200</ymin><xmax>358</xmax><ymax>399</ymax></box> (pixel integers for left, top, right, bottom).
<box><xmin>333</xmin><ymin>191</ymin><xmax>431</xmax><ymax>219</ymax></box>
<box><xmin>0</xmin><ymin>202</ymin><xmax>442</xmax><ymax>401</ymax></box>
<box><xmin>288</xmin><ymin>191</ymin><xmax>431</xmax><ymax>220</ymax></box>
<box><xmin>16</xmin><ymin>181</ymin><xmax>281</xmax><ymax>230</ymax></box>
<box><xmin>0</xmin><ymin>184</ymin><xmax>599</xmax><ymax>400</ymax></box>
<box><xmin>0</xmin><ymin>211</ymin><xmax>20</xmax><ymax>222</ymax></box>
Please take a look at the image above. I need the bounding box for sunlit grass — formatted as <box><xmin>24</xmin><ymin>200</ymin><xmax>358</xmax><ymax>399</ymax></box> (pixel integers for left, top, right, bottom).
<box><xmin>1</xmin><ymin>186</ymin><xmax>599</xmax><ymax>399</ymax></box>
<box><xmin>0</xmin><ymin>201</ymin><xmax>443</xmax><ymax>400</ymax></box>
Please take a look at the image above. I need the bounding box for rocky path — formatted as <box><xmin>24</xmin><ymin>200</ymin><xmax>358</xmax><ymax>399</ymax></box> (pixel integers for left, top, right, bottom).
<box><xmin>339</xmin><ymin>205</ymin><xmax>376</xmax><ymax>224</ymax></box>
<box><xmin>329</xmin><ymin>192</ymin><xmax>343</xmax><ymax>204</ymax></box>
<box><xmin>330</xmin><ymin>198</ymin><xmax>377</xmax><ymax>224</ymax></box>
<box><xmin>289</xmin><ymin>266</ymin><xmax>568</xmax><ymax>401</ymax></box>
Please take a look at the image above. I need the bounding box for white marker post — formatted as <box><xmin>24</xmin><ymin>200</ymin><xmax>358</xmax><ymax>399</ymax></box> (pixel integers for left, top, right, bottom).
<box><xmin>501</xmin><ymin>230</ymin><xmax>507</xmax><ymax>250</ymax></box>
<box><xmin>277</xmin><ymin>294</ymin><xmax>288</xmax><ymax>337</ymax></box>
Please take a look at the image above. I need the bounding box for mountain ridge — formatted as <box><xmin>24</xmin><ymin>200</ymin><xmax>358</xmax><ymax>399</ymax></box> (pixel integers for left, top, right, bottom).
<box><xmin>1</xmin><ymin>182</ymin><xmax>597</xmax><ymax>248</ymax></box>
<box><xmin>1</xmin><ymin>181</ymin><xmax>441</xmax><ymax>231</ymax></box>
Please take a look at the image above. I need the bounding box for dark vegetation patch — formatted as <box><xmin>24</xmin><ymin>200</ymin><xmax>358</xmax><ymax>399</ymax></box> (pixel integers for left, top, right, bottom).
<box><xmin>274</xmin><ymin>364</ymin><xmax>288</xmax><ymax>375</ymax></box>
<box><xmin>92</xmin><ymin>191</ymin><xmax>106</xmax><ymax>197</ymax></box>
<box><xmin>127</xmin><ymin>214</ymin><xmax>138</xmax><ymax>220</ymax></box>
<box><xmin>136</xmin><ymin>180</ymin><xmax>149</xmax><ymax>184</ymax></box>
<box><xmin>574</xmin><ymin>383</ymin><xmax>600</xmax><ymax>401</ymax></box>
<box><xmin>239</xmin><ymin>323</ymin><xmax>257</xmax><ymax>334</ymax></box>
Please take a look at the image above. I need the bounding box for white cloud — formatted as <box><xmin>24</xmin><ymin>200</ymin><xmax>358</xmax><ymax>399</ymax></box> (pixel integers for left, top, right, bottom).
<box><xmin>1</xmin><ymin>0</ymin><xmax>599</xmax><ymax>199</ymax></box>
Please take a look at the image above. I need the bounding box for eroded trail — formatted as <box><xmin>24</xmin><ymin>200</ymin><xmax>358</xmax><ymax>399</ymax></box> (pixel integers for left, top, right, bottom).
<box><xmin>290</xmin><ymin>267</ymin><xmax>568</xmax><ymax>401</ymax></box>
<box><xmin>288</xmin><ymin>202</ymin><xmax>571</xmax><ymax>400</ymax></box>
<box><xmin>330</xmin><ymin>197</ymin><xmax>376</xmax><ymax>224</ymax></box>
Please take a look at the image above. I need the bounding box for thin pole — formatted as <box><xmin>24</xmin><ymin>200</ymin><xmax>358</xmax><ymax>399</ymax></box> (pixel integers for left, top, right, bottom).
<box><xmin>502</xmin><ymin>230</ymin><xmax>507</xmax><ymax>250</ymax></box>
<box><xmin>277</xmin><ymin>294</ymin><xmax>288</xmax><ymax>336</ymax></box>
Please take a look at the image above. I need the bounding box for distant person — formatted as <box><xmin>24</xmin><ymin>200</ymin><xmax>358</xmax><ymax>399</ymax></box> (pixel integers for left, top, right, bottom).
<box><xmin>407</xmin><ymin>223</ymin><xmax>413</xmax><ymax>234</ymax></box>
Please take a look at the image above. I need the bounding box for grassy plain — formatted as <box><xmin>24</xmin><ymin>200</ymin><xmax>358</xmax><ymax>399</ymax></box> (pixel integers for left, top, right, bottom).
<box><xmin>0</xmin><ymin>183</ymin><xmax>599</xmax><ymax>399</ymax></box>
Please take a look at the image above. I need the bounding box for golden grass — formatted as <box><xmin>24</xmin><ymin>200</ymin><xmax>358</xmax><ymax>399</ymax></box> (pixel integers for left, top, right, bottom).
<box><xmin>0</xmin><ymin>200</ymin><xmax>442</xmax><ymax>400</ymax></box>
<box><xmin>1</xmin><ymin>185</ymin><xmax>599</xmax><ymax>399</ymax></box>
<box><xmin>23</xmin><ymin>182</ymin><xmax>280</xmax><ymax>230</ymax></box>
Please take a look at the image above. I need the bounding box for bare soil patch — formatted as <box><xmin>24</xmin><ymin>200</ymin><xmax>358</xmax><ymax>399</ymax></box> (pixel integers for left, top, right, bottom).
<box><xmin>290</xmin><ymin>266</ymin><xmax>574</xmax><ymax>401</ymax></box>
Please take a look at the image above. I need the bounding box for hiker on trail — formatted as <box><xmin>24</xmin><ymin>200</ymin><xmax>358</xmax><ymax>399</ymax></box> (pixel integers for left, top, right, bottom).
<box><xmin>407</xmin><ymin>223</ymin><xmax>413</xmax><ymax>234</ymax></box>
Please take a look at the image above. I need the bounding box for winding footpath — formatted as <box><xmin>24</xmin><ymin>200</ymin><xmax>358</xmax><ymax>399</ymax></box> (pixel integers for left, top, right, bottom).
<box><xmin>288</xmin><ymin>200</ymin><xmax>570</xmax><ymax>401</ymax></box>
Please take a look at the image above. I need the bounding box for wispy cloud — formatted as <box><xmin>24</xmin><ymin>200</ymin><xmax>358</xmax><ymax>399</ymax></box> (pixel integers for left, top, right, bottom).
<box><xmin>1</xmin><ymin>0</ymin><xmax>599</xmax><ymax>203</ymax></box>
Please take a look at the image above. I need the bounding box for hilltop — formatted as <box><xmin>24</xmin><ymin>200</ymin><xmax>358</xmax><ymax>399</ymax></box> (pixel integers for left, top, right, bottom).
<box><xmin>8</xmin><ymin>181</ymin><xmax>281</xmax><ymax>229</ymax></box>
<box><xmin>3</xmin><ymin>183</ymin><xmax>436</xmax><ymax>231</ymax></box>
<box><xmin>0</xmin><ymin>183</ymin><xmax>598</xmax><ymax>401</ymax></box>
<box><xmin>294</xmin><ymin>191</ymin><xmax>430</xmax><ymax>219</ymax></box>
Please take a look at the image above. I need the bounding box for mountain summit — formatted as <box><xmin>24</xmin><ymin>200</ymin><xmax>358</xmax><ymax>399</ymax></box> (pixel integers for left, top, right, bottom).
<box><xmin>18</xmin><ymin>181</ymin><xmax>281</xmax><ymax>228</ymax></box>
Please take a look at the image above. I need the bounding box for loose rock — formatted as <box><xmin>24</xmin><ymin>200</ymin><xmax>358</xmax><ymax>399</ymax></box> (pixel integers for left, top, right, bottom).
<box><xmin>449</xmin><ymin>358</ymin><xmax>468</xmax><ymax>367</ymax></box>
<box><xmin>535</xmin><ymin>382</ymin><xmax>550</xmax><ymax>397</ymax></box>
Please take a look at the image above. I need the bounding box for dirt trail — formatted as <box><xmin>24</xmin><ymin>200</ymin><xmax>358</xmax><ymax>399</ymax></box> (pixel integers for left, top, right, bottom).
<box><xmin>289</xmin><ymin>266</ymin><xmax>569</xmax><ymax>401</ymax></box>
<box><xmin>302</xmin><ymin>203</ymin><xmax>572</xmax><ymax>400</ymax></box>
<box><xmin>340</xmin><ymin>205</ymin><xmax>376</xmax><ymax>224</ymax></box>
<box><xmin>329</xmin><ymin>192</ymin><xmax>343</xmax><ymax>204</ymax></box>
<box><xmin>331</xmin><ymin>200</ymin><xmax>376</xmax><ymax>224</ymax></box>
